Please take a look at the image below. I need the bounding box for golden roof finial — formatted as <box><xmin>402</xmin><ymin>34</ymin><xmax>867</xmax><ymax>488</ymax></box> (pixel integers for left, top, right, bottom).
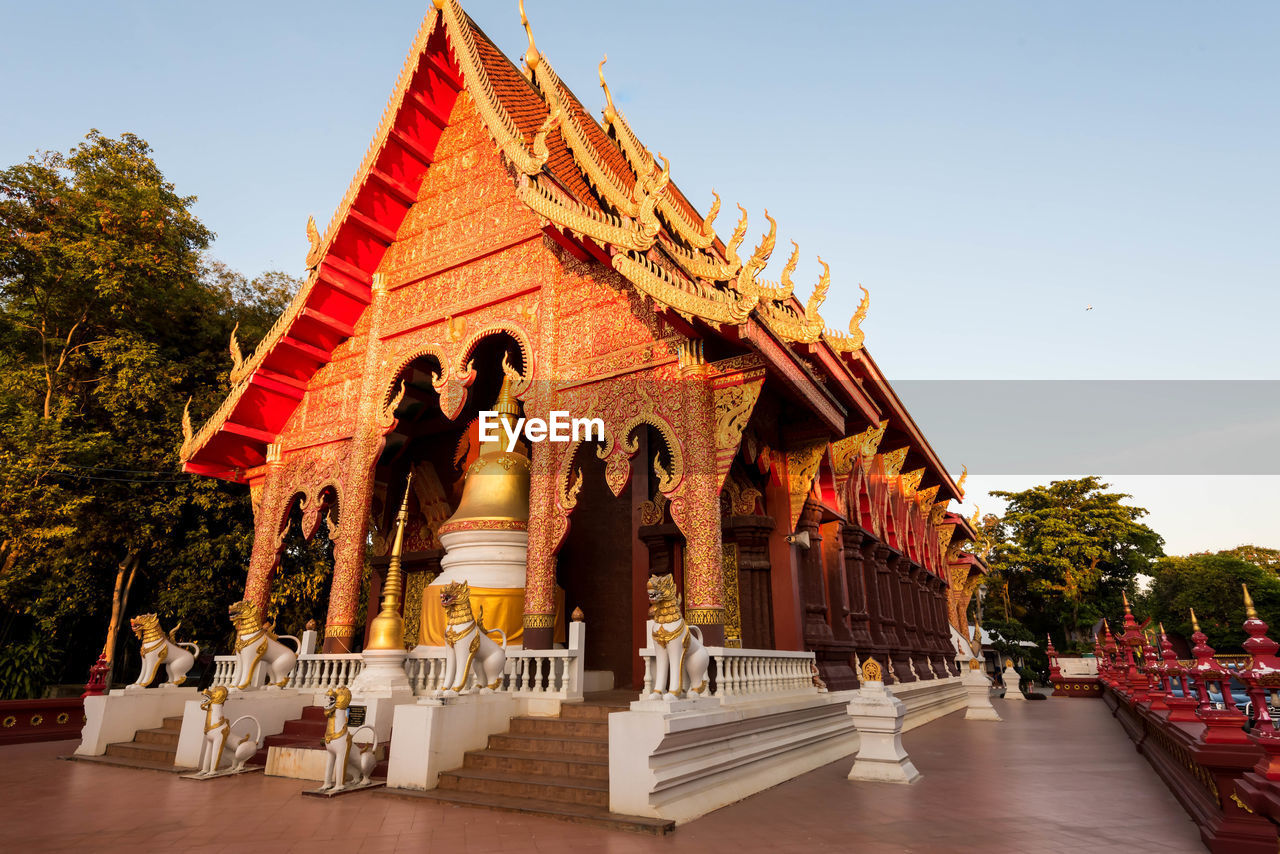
<box><xmin>968</xmin><ymin>505</ymin><xmax>980</xmax><ymax>529</ymax></box>
<box><xmin>956</xmin><ymin>464</ymin><xmax>968</xmax><ymax>497</ymax></box>
<box><xmin>1122</xmin><ymin>590</ymin><xmax>1131</xmax><ymax>614</ymax></box>
<box><xmin>1244</xmin><ymin>583</ymin><xmax>1259</xmax><ymax>620</ymax></box>
<box><xmin>1190</xmin><ymin>607</ymin><xmax>1200</xmax><ymax>632</ymax></box>
<box><xmin>1159</xmin><ymin>621</ymin><xmax>1166</xmax><ymax>635</ymax></box>
<box><xmin>519</xmin><ymin>0</ymin><xmax>539</xmax><ymax>71</ymax></box>
<box><xmin>599</xmin><ymin>55</ymin><xmax>616</xmax><ymax>125</ymax></box>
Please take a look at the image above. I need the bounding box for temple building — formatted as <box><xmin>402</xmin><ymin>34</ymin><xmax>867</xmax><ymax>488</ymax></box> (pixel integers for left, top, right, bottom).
<box><xmin>148</xmin><ymin>0</ymin><xmax>997</xmax><ymax>822</ymax></box>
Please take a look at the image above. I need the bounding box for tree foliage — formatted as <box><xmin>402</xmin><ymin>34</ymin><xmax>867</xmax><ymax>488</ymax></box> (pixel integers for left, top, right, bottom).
<box><xmin>984</xmin><ymin>477</ymin><xmax>1164</xmax><ymax>645</ymax></box>
<box><xmin>1137</xmin><ymin>551</ymin><xmax>1280</xmax><ymax>652</ymax></box>
<box><xmin>0</xmin><ymin>131</ymin><xmax>303</xmax><ymax>697</ymax></box>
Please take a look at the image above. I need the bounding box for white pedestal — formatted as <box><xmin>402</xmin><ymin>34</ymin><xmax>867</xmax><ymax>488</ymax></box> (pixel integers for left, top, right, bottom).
<box><xmin>436</xmin><ymin>529</ymin><xmax>528</xmax><ymax>588</ymax></box>
<box><xmin>1002</xmin><ymin>665</ymin><xmax>1027</xmax><ymax>700</ymax></box>
<box><xmin>349</xmin><ymin>649</ymin><xmax>415</xmax><ymax>743</ymax></box>
<box><xmin>846</xmin><ymin>681</ymin><xmax>921</xmax><ymax>784</ymax></box>
<box><xmin>385</xmin><ymin>693</ymin><xmax>518</xmax><ymax>790</ymax></box>
<box><xmin>77</xmin><ymin>686</ymin><xmax>197</xmax><ymax>757</ymax></box>
<box><xmin>174</xmin><ymin>689</ymin><xmax>309</xmax><ymax>768</ymax></box>
<box><xmin>962</xmin><ymin>665</ymin><xmax>1003</xmax><ymax>722</ymax></box>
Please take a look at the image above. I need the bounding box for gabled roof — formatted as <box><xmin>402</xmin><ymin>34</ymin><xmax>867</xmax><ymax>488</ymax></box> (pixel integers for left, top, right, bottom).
<box><xmin>182</xmin><ymin>0</ymin><xmax>963</xmax><ymax>506</ymax></box>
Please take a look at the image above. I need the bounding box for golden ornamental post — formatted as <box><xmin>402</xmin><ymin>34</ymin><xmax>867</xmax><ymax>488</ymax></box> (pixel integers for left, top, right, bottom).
<box><xmin>366</xmin><ymin>471</ymin><xmax>413</xmax><ymax>651</ymax></box>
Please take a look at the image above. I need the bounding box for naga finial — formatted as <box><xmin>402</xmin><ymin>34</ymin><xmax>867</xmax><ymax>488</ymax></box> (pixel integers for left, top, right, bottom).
<box><xmin>703</xmin><ymin>190</ymin><xmax>721</xmax><ymax>235</ymax></box>
<box><xmin>955</xmin><ymin>464</ymin><xmax>968</xmax><ymax>497</ymax></box>
<box><xmin>806</xmin><ymin>256</ymin><xmax>830</xmax><ymax>320</ymax></box>
<box><xmin>229</xmin><ymin>322</ymin><xmax>244</xmax><ymax>374</ymax></box>
<box><xmin>181</xmin><ymin>397</ymin><xmax>194</xmax><ymax>445</ymax></box>
<box><xmin>968</xmin><ymin>505</ymin><xmax>980</xmax><ymax>529</ymax></box>
<box><xmin>599</xmin><ymin>55</ymin><xmax>616</xmax><ymax>125</ymax></box>
<box><xmin>519</xmin><ymin>0</ymin><xmax>539</xmax><ymax>71</ymax></box>
<box><xmin>725</xmin><ymin>204</ymin><xmax>749</xmax><ymax>264</ymax></box>
<box><xmin>778</xmin><ymin>241</ymin><xmax>799</xmax><ymax>299</ymax></box>
<box><xmin>305</xmin><ymin>214</ymin><xmax>322</xmax><ymax>268</ymax></box>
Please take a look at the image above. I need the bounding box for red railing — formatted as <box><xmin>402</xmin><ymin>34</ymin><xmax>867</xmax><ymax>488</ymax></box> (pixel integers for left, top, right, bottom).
<box><xmin>1094</xmin><ymin>591</ymin><xmax>1280</xmax><ymax>853</ymax></box>
<box><xmin>0</xmin><ymin>697</ymin><xmax>86</xmax><ymax>746</ymax></box>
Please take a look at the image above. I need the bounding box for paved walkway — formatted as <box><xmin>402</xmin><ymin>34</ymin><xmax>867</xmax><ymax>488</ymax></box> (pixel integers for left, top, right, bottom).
<box><xmin>1</xmin><ymin>696</ymin><xmax>1204</xmax><ymax>853</ymax></box>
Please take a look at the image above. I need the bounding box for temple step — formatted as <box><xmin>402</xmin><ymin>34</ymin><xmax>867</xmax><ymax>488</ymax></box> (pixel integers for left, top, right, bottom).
<box><xmin>382</xmin><ymin>788</ymin><xmax>673</xmax><ymax>835</ymax></box>
<box><xmin>462</xmin><ymin>748</ymin><xmax>609</xmax><ymax>781</ymax></box>
<box><xmin>485</xmin><ymin>732</ymin><xmax>609</xmax><ymax>759</ymax></box>
<box><xmin>507</xmin><ymin>715</ymin><xmax>608</xmax><ymax>739</ymax></box>
<box><xmin>438</xmin><ymin>767</ymin><xmax>609</xmax><ymax>808</ymax></box>
<box><xmin>97</xmin><ymin>714</ymin><xmax>185</xmax><ymax>767</ymax></box>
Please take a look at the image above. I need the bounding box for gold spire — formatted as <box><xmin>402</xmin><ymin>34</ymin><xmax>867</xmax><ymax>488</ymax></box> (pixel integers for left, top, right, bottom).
<box><xmin>1244</xmin><ymin>583</ymin><xmax>1259</xmax><ymax>620</ymax></box>
<box><xmin>519</xmin><ymin>0</ymin><xmax>539</xmax><ymax>71</ymax></box>
<box><xmin>598</xmin><ymin>56</ymin><xmax>616</xmax><ymax>125</ymax></box>
<box><xmin>1190</xmin><ymin>608</ymin><xmax>1200</xmax><ymax>632</ymax></box>
<box><xmin>1122</xmin><ymin>590</ymin><xmax>1131</xmax><ymax>614</ymax></box>
<box><xmin>366</xmin><ymin>471</ymin><xmax>413</xmax><ymax>650</ymax></box>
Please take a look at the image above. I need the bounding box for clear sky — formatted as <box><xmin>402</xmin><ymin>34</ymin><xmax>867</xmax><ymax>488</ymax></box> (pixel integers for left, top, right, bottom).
<box><xmin>2</xmin><ymin>1</ymin><xmax>1276</xmax><ymax>553</ymax></box>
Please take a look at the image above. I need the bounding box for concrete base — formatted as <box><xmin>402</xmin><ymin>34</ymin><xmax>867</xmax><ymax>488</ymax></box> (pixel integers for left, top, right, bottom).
<box><xmin>609</xmin><ymin>692</ymin><xmax>860</xmax><ymax>824</ymax></box>
<box><xmin>846</xmin><ymin>681</ymin><xmax>921</xmax><ymax>785</ymax></box>
<box><xmin>1002</xmin><ymin>665</ymin><xmax>1027</xmax><ymax>700</ymax></box>
<box><xmin>386</xmin><ymin>693</ymin><xmax>518</xmax><ymax>791</ymax></box>
<box><xmin>962</xmin><ymin>667</ymin><xmax>1003</xmax><ymax>721</ymax></box>
<box><xmin>886</xmin><ymin>675</ymin><xmax>966</xmax><ymax>730</ymax></box>
<box><xmin>349</xmin><ymin>649</ymin><xmax>416</xmax><ymax>743</ymax></box>
<box><xmin>266</xmin><ymin>742</ymin><xmax>386</xmax><ymax>782</ymax></box>
<box><xmin>77</xmin><ymin>686</ymin><xmax>198</xmax><ymax>756</ymax></box>
<box><xmin>179</xmin><ymin>766</ymin><xmax>263</xmax><ymax>780</ymax></box>
<box><xmin>583</xmin><ymin>670</ymin><xmax>614</xmax><ymax>693</ymax></box>
<box><xmin>302</xmin><ymin>780</ymin><xmax>386</xmax><ymax>798</ymax></box>
<box><xmin>174</xmin><ymin>689</ymin><xmax>308</xmax><ymax>769</ymax></box>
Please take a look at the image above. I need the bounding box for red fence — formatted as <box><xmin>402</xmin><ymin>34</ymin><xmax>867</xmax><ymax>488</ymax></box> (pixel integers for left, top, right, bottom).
<box><xmin>1094</xmin><ymin>593</ymin><xmax>1280</xmax><ymax>853</ymax></box>
<box><xmin>0</xmin><ymin>698</ymin><xmax>85</xmax><ymax>746</ymax></box>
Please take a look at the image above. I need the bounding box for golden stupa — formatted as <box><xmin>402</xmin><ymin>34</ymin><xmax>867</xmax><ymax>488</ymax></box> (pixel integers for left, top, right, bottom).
<box><xmin>420</xmin><ymin>366</ymin><xmax>562</xmax><ymax>646</ymax></box>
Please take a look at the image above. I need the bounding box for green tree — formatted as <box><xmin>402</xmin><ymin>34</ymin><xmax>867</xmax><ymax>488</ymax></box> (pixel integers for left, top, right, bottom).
<box><xmin>987</xmin><ymin>477</ymin><xmax>1164</xmax><ymax>644</ymax></box>
<box><xmin>0</xmin><ymin>131</ymin><xmax>299</xmax><ymax>697</ymax></box>
<box><xmin>1138</xmin><ymin>554</ymin><xmax>1280</xmax><ymax>652</ymax></box>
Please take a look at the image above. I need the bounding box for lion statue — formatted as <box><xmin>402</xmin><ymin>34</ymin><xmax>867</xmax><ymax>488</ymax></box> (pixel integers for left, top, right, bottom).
<box><xmin>127</xmin><ymin>614</ymin><xmax>199</xmax><ymax>689</ymax></box>
<box><xmin>227</xmin><ymin>600</ymin><xmax>299</xmax><ymax>690</ymax></box>
<box><xmin>646</xmin><ymin>574</ymin><xmax>709</xmax><ymax>700</ymax></box>
<box><xmin>319</xmin><ymin>686</ymin><xmax>377</xmax><ymax>793</ymax></box>
<box><xmin>195</xmin><ymin>686</ymin><xmax>262</xmax><ymax>777</ymax></box>
<box><xmin>435</xmin><ymin>580</ymin><xmax>507</xmax><ymax>698</ymax></box>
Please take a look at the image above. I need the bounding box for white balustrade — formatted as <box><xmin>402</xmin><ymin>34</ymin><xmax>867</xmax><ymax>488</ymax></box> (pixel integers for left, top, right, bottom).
<box><xmin>210</xmin><ymin>656</ymin><xmax>236</xmax><ymax>687</ymax></box>
<box><xmin>208</xmin><ymin>622</ymin><xmax>587</xmax><ymax>701</ymax></box>
<box><xmin>636</xmin><ymin>641</ymin><xmax>820</xmax><ymax>703</ymax></box>
<box><xmin>404</xmin><ymin>619</ymin><xmax>586</xmax><ymax>700</ymax></box>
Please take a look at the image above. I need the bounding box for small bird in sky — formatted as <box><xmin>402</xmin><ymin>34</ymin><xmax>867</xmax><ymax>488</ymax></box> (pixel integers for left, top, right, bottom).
<box><xmin>1085</xmin><ymin>305</ymin><xmax>1093</xmax><ymax>311</ymax></box>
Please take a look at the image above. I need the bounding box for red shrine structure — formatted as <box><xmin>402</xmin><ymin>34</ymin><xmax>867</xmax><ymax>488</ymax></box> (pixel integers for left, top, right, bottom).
<box><xmin>179</xmin><ymin>0</ymin><xmax>987</xmax><ymax>691</ymax></box>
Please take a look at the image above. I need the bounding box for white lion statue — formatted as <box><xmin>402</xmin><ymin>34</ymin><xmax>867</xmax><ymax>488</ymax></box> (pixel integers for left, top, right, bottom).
<box><xmin>227</xmin><ymin>600</ymin><xmax>299</xmax><ymax>690</ymax></box>
<box><xmin>435</xmin><ymin>580</ymin><xmax>507</xmax><ymax>698</ymax></box>
<box><xmin>646</xmin><ymin>573</ymin><xmax>710</xmax><ymax>700</ymax></box>
<box><xmin>194</xmin><ymin>686</ymin><xmax>262</xmax><ymax>777</ymax></box>
<box><xmin>319</xmin><ymin>686</ymin><xmax>377</xmax><ymax>793</ymax></box>
<box><xmin>127</xmin><ymin>614</ymin><xmax>199</xmax><ymax>689</ymax></box>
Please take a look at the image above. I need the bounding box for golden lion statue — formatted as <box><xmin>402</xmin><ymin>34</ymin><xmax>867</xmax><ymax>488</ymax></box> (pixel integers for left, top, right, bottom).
<box><xmin>436</xmin><ymin>581</ymin><xmax>507</xmax><ymax>697</ymax></box>
<box><xmin>646</xmin><ymin>574</ymin><xmax>709</xmax><ymax>699</ymax></box>
<box><xmin>227</xmin><ymin>600</ymin><xmax>299</xmax><ymax>690</ymax></box>
<box><xmin>127</xmin><ymin>614</ymin><xmax>198</xmax><ymax>689</ymax></box>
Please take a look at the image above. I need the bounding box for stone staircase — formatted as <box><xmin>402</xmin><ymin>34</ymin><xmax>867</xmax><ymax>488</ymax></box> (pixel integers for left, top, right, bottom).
<box><xmin>72</xmin><ymin>714</ymin><xmax>188</xmax><ymax>772</ymax></box>
<box><xmin>393</xmin><ymin>698</ymin><xmax>672</xmax><ymax>834</ymax></box>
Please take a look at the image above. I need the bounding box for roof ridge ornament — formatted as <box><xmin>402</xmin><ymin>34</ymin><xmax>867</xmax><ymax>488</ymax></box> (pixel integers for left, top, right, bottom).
<box><xmin>599</xmin><ymin>56</ymin><xmax>617</xmax><ymax>126</ymax></box>
<box><xmin>519</xmin><ymin>0</ymin><xmax>540</xmax><ymax>71</ymax></box>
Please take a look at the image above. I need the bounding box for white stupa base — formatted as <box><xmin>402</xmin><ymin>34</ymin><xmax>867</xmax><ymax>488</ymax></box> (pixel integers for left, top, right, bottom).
<box><xmin>435</xmin><ymin>529</ymin><xmax>529</xmax><ymax>589</ymax></box>
<box><xmin>350</xmin><ymin>649</ymin><xmax>415</xmax><ymax>742</ymax></box>
<box><xmin>846</xmin><ymin>681</ymin><xmax>921</xmax><ymax>784</ymax></box>
<box><xmin>1001</xmin><ymin>666</ymin><xmax>1027</xmax><ymax>700</ymax></box>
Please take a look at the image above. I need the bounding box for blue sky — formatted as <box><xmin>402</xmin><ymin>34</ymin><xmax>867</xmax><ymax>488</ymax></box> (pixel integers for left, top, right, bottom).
<box><xmin>2</xmin><ymin>1</ymin><xmax>1277</xmax><ymax>552</ymax></box>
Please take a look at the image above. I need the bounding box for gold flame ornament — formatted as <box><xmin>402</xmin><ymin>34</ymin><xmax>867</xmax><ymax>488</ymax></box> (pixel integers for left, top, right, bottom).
<box><xmin>366</xmin><ymin>471</ymin><xmax>414</xmax><ymax>650</ymax></box>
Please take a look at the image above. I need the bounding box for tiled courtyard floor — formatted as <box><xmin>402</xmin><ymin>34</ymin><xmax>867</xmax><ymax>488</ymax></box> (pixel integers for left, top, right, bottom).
<box><xmin>1</xmin><ymin>695</ymin><xmax>1204</xmax><ymax>853</ymax></box>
